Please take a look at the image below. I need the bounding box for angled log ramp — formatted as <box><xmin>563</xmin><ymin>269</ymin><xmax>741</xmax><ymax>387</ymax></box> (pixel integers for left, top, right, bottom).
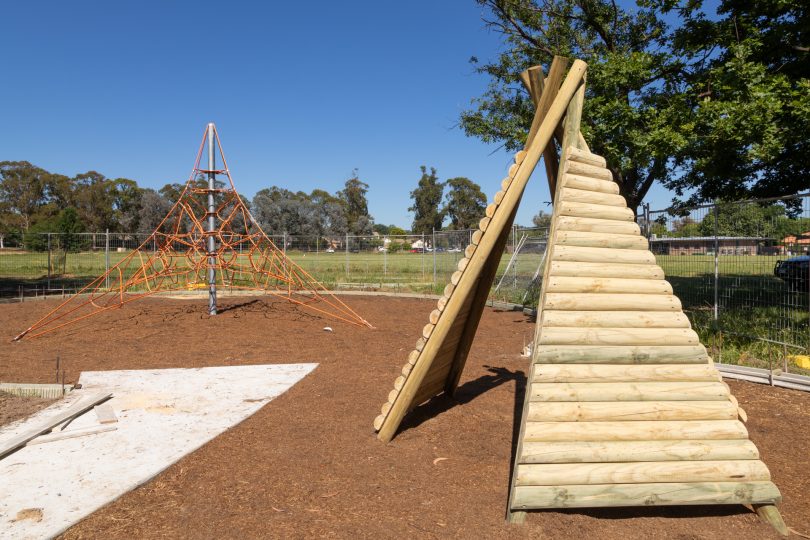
<box><xmin>373</xmin><ymin>59</ymin><xmax>589</xmax><ymax>441</ymax></box>
<box><xmin>506</xmin><ymin>81</ymin><xmax>782</xmax><ymax>531</ymax></box>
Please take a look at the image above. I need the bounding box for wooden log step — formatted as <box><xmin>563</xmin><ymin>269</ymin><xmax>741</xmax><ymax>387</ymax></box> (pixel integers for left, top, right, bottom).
<box><xmin>437</xmin><ymin>295</ymin><xmax>448</xmax><ymax>312</ymax></box>
<box><xmin>551</xmin><ymin>245</ymin><xmax>656</xmax><ymax>265</ymax></box>
<box><xmin>511</xmin><ymin>481</ymin><xmax>780</xmax><ymax>509</ymax></box>
<box><xmin>422</xmin><ymin>323</ymin><xmax>434</xmax><ymax>339</ymax></box>
<box><xmin>373</xmin><ymin>414</ymin><xmax>385</xmax><ymax>431</ymax></box>
<box><xmin>501</xmin><ymin>177</ymin><xmax>511</xmax><ymax>191</ymax></box>
<box><xmin>464</xmin><ymin>244</ymin><xmax>476</xmax><ymax>258</ymax></box>
<box><xmin>451</xmin><ymin>270</ymin><xmax>462</xmax><ymax>285</ymax></box>
<box><xmin>555</xmin><ymin>230</ymin><xmax>648</xmax><ymax>250</ymax></box>
<box><xmin>550</xmin><ymin>260</ymin><xmax>664</xmax><ymax>279</ymax></box>
<box><xmin>563</xmin><ymin>160</ymin><xmax>613</xmax><ymax>181</ymax></box>
<box><xmin>545</xmin><ymin>276</ymin><xmax>672</xmax><ymax>295</ymax></box>
<box><xmin>508</xmin><ymin>163</ymin><xmax>519</xmax><ymax>178</ymax></box>
<box><xmin>457</xmin><ymin>257</ymin><xmax>469</xmax><ymax>272</ymax></box>
<box><xmin>523</xmin><ymin>420</ymin><xmax>747</xmax><ymax>442</ymax></box>
<box><xmin>526</xmin><ymin>401</ymin><xmax>737</xmax><ymax>422</ymax></box>
<box><xmin>562</xmin><ymin>173</ymin><xmax>619</xmax><ymax>194</ymax></box>
<box><xmin>515</xmin><ymin>459</ymin><xmax>770</xmax><ymax>486</ymax></box>
<box><xmin>534</xmin><ymin>344</ymin><xmax>709</xmax><ymax>364</ymax></box>
<box><xmin>538</xmin><ymin>327</ymin><xmax>699</xmax><ymax>347</ymax></box>
<box><xmin>566</xmin><ymin>146</ymin><xmax>607</xmax><ymax>168</ymax></box>
<box><xmin>429</xmin><ymin>309</ymin><xmax>441</xmax><ymax>324</ymax></box>
<box><xmin>472</xmin><ymin>229</ymin><xmax>483</xmax><ymax>245</ymax></box>
<box><xmin>529</xmin><ymin>382</ymin><xmax>730</xmax><ymax>402</ymax></box>
<box><xmin>485</xmin><ymin>203</ymin><xmax>497</xmax><ymax>218</ymax></box>
<box><xmin>479</xmin><ymin>216</ymin><xmax>490</xmax><ymax>231</ymax></box>
<box><xmin>519</xmin><ymin>439</ymin><xmax>760</xmax><ymax>464</ymax></box>
<box><xmin>557</xmin><ymin>215</ymin><xmax>639</xmax><ymax>235</ymax></box>
<box><xmin>542</xmin><ymin>311</ymin><xmax>690</xmax><ymax>329</ymax></box>
<box><xmin>560</xmin><ymin>187</ymin><xmax>626</xmax><ymax>207</ymax></box>
<box><xmin>443</xmin><ymin>282</ymin><xmax>455</xmax><ymax>297</ymax></box>
<box><xmin>494</xmin><ymin>190</ymin><xmax>505</xmax><ymax>204</ymax></box>
<box><xmin>514</xmin><ymin>150</ymin><xmax>527</xmax><ymax>165</ymax></box>
<box><xmin>401</xmin><ymin>362</ymin><xmax>413</xmax><ymax>376</ymax></box>
<box><xmin>532</xmin><ymin>364</ymin><xmax>720</xmax><ymax>383</ymax></box>
<box><xmin>559</xmin><ymin>201</ymin><xmax>635</xmax><ymax>222</ymax></box>
<box><xmin>544</xmin><ymin>293</ymin><xmax>681</xmax><ymax>311</ymax></box>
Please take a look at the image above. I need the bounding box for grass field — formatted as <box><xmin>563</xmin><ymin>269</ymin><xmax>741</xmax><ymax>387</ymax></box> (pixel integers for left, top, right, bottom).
<box><xmin>1</xmin><ymin>249</ymin><xmax>806</xmax><ymax>369</ymax></box>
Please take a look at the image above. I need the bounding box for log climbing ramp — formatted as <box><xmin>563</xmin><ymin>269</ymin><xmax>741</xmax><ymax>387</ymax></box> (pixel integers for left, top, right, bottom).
<box><xmin>372</xmin><ymin>57</ymin><xmax>785</xmax><ymax>534</ymax></box>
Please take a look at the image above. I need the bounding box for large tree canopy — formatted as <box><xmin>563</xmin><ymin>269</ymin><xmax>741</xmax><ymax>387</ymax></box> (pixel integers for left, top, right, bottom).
<box><xmin>409</xmin><ymin>166</ymin><xmax>445</xmax><ymax>234</ymax></box>
<box><xmin>443</xmin><ymin>177</ymin><xmax>487</xmax><ymax>230</ymax></box>
<box><xmin>461</xmin><ymin>0</ymin><xmax>809</xmax><ymax>212</ymax></box>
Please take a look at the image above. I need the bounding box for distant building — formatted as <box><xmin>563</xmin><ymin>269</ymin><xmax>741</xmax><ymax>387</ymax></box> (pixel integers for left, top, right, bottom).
<box><xmin>649</xmin><ymin>236</ymin><xmax>778</xmax><ymax>256</ymax></box>
<box><xmin>782</xmin><ymin>231</ymin><xmax>810</xmax><ymax>255</ymax></box>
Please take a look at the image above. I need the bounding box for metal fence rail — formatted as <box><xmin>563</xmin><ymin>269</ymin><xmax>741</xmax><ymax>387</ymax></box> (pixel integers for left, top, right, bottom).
<box><xmin>0</xmin><ymin>227</ymin><xmax>549</xmax><ymax>305</ymax></box>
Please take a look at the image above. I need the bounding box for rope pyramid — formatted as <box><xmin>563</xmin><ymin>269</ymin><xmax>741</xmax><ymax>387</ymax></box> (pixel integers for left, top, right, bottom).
<box><xmin>13</xmin><ymin>125</ymin><xmax>371</xmax><ymax>340</ymax></box>
<box><xmin>370</xmin><ymin>58</ymin><xmax>786</xmax><ymax>534</ymax></box>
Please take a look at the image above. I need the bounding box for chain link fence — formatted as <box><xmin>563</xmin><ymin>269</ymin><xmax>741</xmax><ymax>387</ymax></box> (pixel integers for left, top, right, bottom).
<box><xmin>638</xmin><ymin>193</ymin><xmax>810</xmax><ymax>371</ymax></box>
<box><xmin>0</xmin><ymin>227</ymin><xmax>549</xmax><ymax>304</ymax></box>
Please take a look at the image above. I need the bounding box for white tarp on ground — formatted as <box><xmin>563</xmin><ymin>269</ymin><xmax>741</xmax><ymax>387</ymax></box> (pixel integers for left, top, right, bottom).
<box><xmin>0</xmin><ymin>364</ymin><xmax>317</xmax><ymax>539</ymax></box>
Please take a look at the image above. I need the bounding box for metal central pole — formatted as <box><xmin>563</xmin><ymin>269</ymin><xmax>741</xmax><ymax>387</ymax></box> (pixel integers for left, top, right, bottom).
<box><xmin>207</xmin><ymin>123</ymin><xmax>217</xmax><ymax>315</ymax></box>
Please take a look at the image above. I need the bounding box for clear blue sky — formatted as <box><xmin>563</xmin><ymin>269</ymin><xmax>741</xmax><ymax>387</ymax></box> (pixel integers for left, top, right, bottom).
<box><xmin>1</xmin><ymin>0</ymin><xmax>677</xmax><ymax>229</ymax></box>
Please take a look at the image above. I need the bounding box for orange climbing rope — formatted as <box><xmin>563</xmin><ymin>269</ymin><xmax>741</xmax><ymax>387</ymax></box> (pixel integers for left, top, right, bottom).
<box><xmin>13</xmin><ymin>125</ymin><xmax>372</xmax><ymax>340</ymax></box>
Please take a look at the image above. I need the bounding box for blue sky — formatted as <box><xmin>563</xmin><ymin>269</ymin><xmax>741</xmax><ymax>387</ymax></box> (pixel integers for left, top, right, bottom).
<box><xmin>1</xmin><ymin>0</ymin><xmax>678</xmax><ymax>229</ymax></box>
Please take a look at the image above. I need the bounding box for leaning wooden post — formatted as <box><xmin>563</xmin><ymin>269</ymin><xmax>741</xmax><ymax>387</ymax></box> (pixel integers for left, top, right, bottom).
<box><xmin>376</xmin><ymin>60</ymin><xmax>588</xmax><ymax>443</ymax></box>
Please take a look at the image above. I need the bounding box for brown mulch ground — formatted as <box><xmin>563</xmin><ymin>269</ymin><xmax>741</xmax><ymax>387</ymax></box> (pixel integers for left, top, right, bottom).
<box><xmin>0</xmin><ymin>392</ymin><xmax>57</xmax><ymax>426</ymax></box>
<box><xmin>0</xmin><ymin>295</ymin><xmax>808</xmax><ymax>539</ymax></box>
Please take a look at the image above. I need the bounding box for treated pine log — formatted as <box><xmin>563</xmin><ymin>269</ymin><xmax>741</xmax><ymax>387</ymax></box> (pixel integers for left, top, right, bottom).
<box><xmin>754</xmin><ymin>505</ymin><xmax>789</xmax><ymax>537</ymax></box>
<box><xmin>415</xmin><ymin>337</ymin><xmax>426</xmax><ymax>351</ymax></box>
<box><xmin>545</xmin><ymin>276</ymin><xmax>672</xmax><ymax>294</ymax></box>
<box><xmin>501</xmin><ymin>177</ymin><xmax>512</xmax><ymax>191</ymax></box>
<box><xmin>560</xmin><ymin>187</ymin><xmax>626</xmax><ymax>207</ymax></box>
<box><xmin>494</xmin><ymin>191</ymin><xmax>505</xmax><ymax>204</ymax></box>
<box><xmin>429</xmin><ymin>309</ymin><xmax>441</xmax><ymax>325</ymax></box>
<box><xmin>443</xmin><ymin>283</ymin><xmax>455</xmax><ymax>297</ymax></box>
<box><xmin>511</xmin><ymin>481</ymin><xmax>781</xmax><ymax>509</ymax></box>
<box><xmin>562</xmin><ymin>173</ymin><xmax>619</xmax><ymax>194</ymax></box>
<box><xmin>556</xmin><ymin>215</ymin><xmax>639</xmax><ymax>235</ymax></box>
<box><xmin>479</xmin><ymin>216</ymin><xmax>490</xmax><ymax>231</ymax></box>
<box><xmin>519</xmin><ymin>439</ymin><xmax>760</xmax><ymax>464</ymax></box>
<box><xmin>515</xmin><ymin>150</ymin><xmax>527</xmax><ymax>165</ymax></box>
<box><xmin>534</xmin><ymin>344</ymin><xmax>709</xmax><ymax>364</ymax></box>
<box><xmin>422</xmin><ymin>323</ymin><xmax>434</xmax><ymax>339</ymax></box>
<box><xmin>526</xmin><ymin>400</ymin><xmax>737</xmax><ymax>422</ymax></box>
<box><xmin>388</xmin><ymin>388</ymin><xmax>400</xmax><ymax>403</ymax></box>
<box><xmin>464</xmin><ymin>244</ymin><xmax>476</xmax><ymax>258</ymax></box>
<box><xmin>401</xmin><ymin>363</ymin><xmax>413</xmax><ymax>376</ymax></box>
<box><xmin>457</xmin><ymin>257</ymin><xmax>469</xmax><ymax>272</ymax></box>
<box><xmin>551</xmin><ymin>245</ymin><xmax>656</xmax><ymax>265</ymax></box>
<box><xmin>523</xmin><ymin>420</ymin><xmax>748</xmax><ymax>442</ymax></box>
<box><xmin>373</xmin><ymin>414</ymin><xmax>385</xmax><ymax>431</ymax></box>
<box><xmin>538</xmin><ymin>327</ymin><xmax>699</xmax><ymax>346</ymax></box>
<box><xmin>437</xmin><ymin>295</ymin><xmax>448</xmax><ymax>312</ymax></box>
<box><xmin>485</xmin><ymin>203</ymin><xmax>497</xmax><ymax>218</ymax></box>
<box><xmin>381</xmin><ymin>401</ymin><xmax>392</xmax><ymax>415</ymax></box>
<box><xmin>451</xmin><ymin>270</ymin><xmax>463</xmax><ymax>285</ymax></box>
<box><xmin>394</xmin><ymin>376</ymin><xmax>406</xmax><ymax>391</ymax></box>
<box><xmin>566</xmin><ymin>146</ymin><xmax>607</xmax><ymax>168</ymax></box>
<box><xmin>472</xmin><ymin>229</ymin><xmax>483</xmax><ymax>245</ymax></box>
<box><xmin>549</xmin><ymin>260</ymin><xmax>664</xmax><ymax>279</ymax></box>
<box><xmin>530</xmin><ymin>381</ymin><xmax>730</xmax><ymax>402</ymax></box>
<box><xmin>508</xmin><ymin>163</ymin><xmax>519</xmax><ymax>178</ymax></box>
<box><xmin>555</xmin><ymin>230</ymin><xmax>648</xmax><ymax>250</ymax></box>
<box><xmin>532</xmin><ymin>364</ymin><xmax>720</xmax><ymax>383</ymax></box>
<box><xmin>559</xmin><ymin>201</ymin><xmax>635</xmax><ymax>221</ymax></box>
<box><xmin>544</xmin><ymin>293</ymin><xmax>681</xmax><ymax>311</ymax></box>
<box><xmin>563</xmin><ymin>160</ymin><xmax>613</xmax><ymax>181</ymax></box>
<box><xmin>541</xmin><ymin>310</ymin><xmax>690</xmax><ymax>329</ymax></box>
<box><xmin>376</xmin><ymin>59</ymin><xmax>589</xmax><ymax>442</ymax></box>
<box><xmin>515</xmin><ymin>459</ymin><xmax>770</xmax><ymax>487</ymax></box>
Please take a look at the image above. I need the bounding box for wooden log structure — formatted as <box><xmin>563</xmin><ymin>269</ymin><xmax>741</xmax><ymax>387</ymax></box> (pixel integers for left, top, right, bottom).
<box><xmin>370</xmin><ymin>56</ymin><xmax>784</xmax><ymax>535</ymax></box>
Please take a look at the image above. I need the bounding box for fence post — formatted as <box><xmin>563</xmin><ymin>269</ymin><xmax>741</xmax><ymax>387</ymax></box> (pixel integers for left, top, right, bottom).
<box><xmin>105</xmin><ymin>229</ymin><xmax>110</xmax><ymax>289</ymax></box>
<box><xmin>345</xmin><ymin>233</ymin><xmax>349</xmax><ymax>279</ymax></box>
<box><xmin>421</xmin><ymin>233</ymin><xmax>426</xmax><ymax>280</ymax></box>
<box><xmin>46</xmin><ymin>233</ymin><xmax>52</xmax><ymax>290</ymax></box>
<box><xmin>383</xmin><ymin>237</ymin><xmax>387</xmax><ymax>276</ymax></box>
<box><xmin>713</xmin><ymin>204</ymin><xmax>719</xmax><ymax>322</ymax></box>
<box><xmin>432</xmin><ymin>228</ymin><xmax>436</xmax><ymax>285</ymax></box>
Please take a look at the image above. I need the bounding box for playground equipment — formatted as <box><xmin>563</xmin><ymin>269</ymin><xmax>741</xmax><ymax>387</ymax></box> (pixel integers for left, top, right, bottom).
<box><xmin>372</xmin><ymin>57</ymin><xmax>785</xmax><ymax>534</ymax></box>
<box><xmin>13</xmin><ymin>124</ymin><xmax>371</xmax><ymax>341</ymax></box>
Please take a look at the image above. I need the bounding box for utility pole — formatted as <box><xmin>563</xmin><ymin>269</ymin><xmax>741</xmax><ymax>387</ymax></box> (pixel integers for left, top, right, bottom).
<box><xmin>207</xmin><ymin>123</ymin><xmax>217</xmax><ymax>315</ymax></box>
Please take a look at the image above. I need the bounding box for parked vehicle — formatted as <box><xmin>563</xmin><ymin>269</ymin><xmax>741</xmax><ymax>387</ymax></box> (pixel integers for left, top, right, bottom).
<box><xmin>774</xmin><ymin>255</ymin><xmax>809</xmax><ymax>289</ymax></box>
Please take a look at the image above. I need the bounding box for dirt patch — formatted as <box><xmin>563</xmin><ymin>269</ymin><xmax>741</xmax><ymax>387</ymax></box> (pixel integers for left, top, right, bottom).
<box><xmin>0</xmin><ymin>295</ymin><xmax>807</xmax><ymax>539</ymax></box>
<box><xmin>0</xmin><ymin>392</ymin><xmax>57</xmax><ymax>427</ymax></box>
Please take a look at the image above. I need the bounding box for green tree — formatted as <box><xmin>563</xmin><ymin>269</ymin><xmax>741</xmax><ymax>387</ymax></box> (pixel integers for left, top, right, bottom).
<box><xmin>0</xmin><ymin>161</ymin><xmax>48</xmax><ymax>232</ymax></box>
<box><xmin>338</xmin><ymin>170</ymin><xmax>373</xmax><ymax>234</ymax></box>
<box><xmin>461</xmin><ymin>0</ymin><xmax>809</xmax><ymax>212</ymax></box>
<box><xmin>531</xmin><ymin>210</ymin><xmax>552</xmax><ymax>229</ymax></box>
<box><xmin>409</xmin><ymin>166</ymin><xmax>445</xmax><ymax>234</ymax></box>
<box><xmin>443</xmin><ymin>177</ymin><xmax>487</xmax><ymax>229</ymax></box>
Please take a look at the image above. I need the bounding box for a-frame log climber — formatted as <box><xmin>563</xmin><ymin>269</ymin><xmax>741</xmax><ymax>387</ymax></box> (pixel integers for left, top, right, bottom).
<box><xmin>372</xmin><ymin>57</ymin><xmax>786</xmax><ymax>536</ymax></box>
